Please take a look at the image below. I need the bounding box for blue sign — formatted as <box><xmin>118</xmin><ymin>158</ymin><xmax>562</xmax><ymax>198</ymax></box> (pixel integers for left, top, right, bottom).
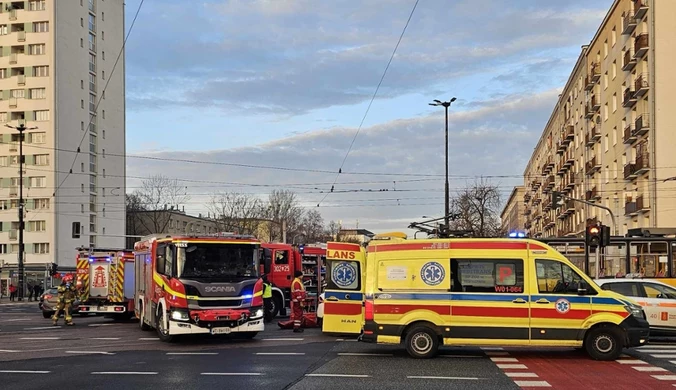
<box><xmin>332</xmin><ymin>261</ymin><xmax>357</xmax><ymax>288</ymax></box>
<box><xmin>420</xmin><ymin>261</ymin><xmax>445</xmax><ymax>286</ymax></box>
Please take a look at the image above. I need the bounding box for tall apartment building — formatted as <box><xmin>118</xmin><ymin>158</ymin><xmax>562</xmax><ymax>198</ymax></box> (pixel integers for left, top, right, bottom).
<box><xmin>0</xmin><ymin>0</ymin><xmax>125</xmax><ymax>287</ymax></box>
<box><xmin>522</xmin><ymin>0</ymin><xmax>676</xmax><ymax>238</ymax></box>
<box><xmin>500</xmin><ymin>186</ymin><xmax>525</xmax><ymax>234</ymax></box>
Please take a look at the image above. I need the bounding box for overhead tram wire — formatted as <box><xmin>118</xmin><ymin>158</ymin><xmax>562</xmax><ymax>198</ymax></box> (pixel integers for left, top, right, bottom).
<box><xmin>316</xmin><ymin>0</ymin><xmax>421</xmax><ymax>207</ymax></box>
<box><xmin>52</xmin><ymin>0</ymin><xmax>145</xmax><ymax>197</ymax></box>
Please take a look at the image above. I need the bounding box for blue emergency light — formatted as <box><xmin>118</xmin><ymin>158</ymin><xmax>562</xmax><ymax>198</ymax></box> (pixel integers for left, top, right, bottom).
<box><xmin>508</xmin><ymin>231</ymin><xmax>526</xmax><ymax>238</ymax></box>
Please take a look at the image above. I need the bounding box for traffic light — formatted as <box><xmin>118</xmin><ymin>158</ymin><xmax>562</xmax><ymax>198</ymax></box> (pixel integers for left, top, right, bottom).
<box><xmin>552</xmin><ymin>191</ymin><xmax>563</xmax><ymax>209</ymax></box>
<box><xmin>586</xmin><ymin>224</ymin><xmax>601</xmax><ymax>247</ymax></box>
<box><xmin>601</xmin><ymin>224</ymin><xmax>611</xmax><ymax>247</ymax></box>
<box><xmin>49</xmin><ymin>263</ymin><xmax>58</xmax><ymax>276</ymax></box>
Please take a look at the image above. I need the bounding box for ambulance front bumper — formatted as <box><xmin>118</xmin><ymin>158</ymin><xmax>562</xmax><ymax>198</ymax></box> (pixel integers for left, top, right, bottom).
<box><xmin>620</xmin><ymin>315</ymin><xmax>650</xmax><ymax>347</ymax></box>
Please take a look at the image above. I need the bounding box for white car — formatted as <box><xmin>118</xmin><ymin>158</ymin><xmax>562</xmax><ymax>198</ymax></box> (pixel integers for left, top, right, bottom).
<box><xmin>317</xmin><ymin>292</ymin><xmax>324</xmax><ymax>321</ymax></box>
<box><xmin>595</xmin><ymin>278</ymin><xmax>676</xmax><ymax>336</ymax></box>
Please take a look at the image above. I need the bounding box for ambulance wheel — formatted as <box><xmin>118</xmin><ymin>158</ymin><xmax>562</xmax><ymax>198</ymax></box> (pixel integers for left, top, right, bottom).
<box><xmin>404</xmin><ymin>325</ymin><xmax>439</xmax><ymax>359</ymax></box>
<box><xmin>156</xmin><ymin>310</ymin><xmax>175</xmax><ymax>342</ymax></box>
<box><xmin>585</xmin><ymin>327</ymin><xmax>622</xmax><ymax>361</ymax></box>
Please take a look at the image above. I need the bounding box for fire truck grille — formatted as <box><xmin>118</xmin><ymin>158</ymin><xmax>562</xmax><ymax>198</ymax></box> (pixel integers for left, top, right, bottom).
<box><xmin>191</xmin><ymin>299</ymin><xmax>243</xmax><ymax>308</ymax></box>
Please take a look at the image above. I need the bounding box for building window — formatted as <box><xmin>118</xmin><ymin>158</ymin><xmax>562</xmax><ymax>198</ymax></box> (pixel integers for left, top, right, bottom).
<box><xmin>604</xmin><ymin>40</ymin><xmax>608</xmax><ymax>58</ymax></box>
<box><xmin>34</xmin><ymin>154</ymin><xmax>49</xmax><ymax>165</ymax></box>
<box><xmin>604</xmin><ymin>134</ymin><xmax>609</xmax><ymax>152</ymax></box>
<box><xmin>81</xmin><ymin>38</ymin><xmax>84</xmax><ymax>48</ymax></box>
<box><xmin>81</xmin><ymin>183</ymin><xmax>85</xmax><ymax>193</ymax></box>
<box><xmin>89</xmin><ymin>73</ymin><xmax>96</xmax><ymax>92</ymax></box>
<box><xmin>81</xmin><ymin>121</ymin><xmax>85</xmax><ymax>131</ymax></box>
<box><xmin>89</xmin><ymin>93</ymin><xmax>96</xmax><ymax>112</ymax></box>
<box><xmin>102</xmin><ymin>51</ymin><xmax>105</xmax><ymax>60</ymax></box>
<box><xmin>103</xmin><ymin>168</ymin><xmax>106</xmax><ymax>177</ymax></box>
<box><xmin>28</xmin><ymin>44</ymin><xmax>46</xmax><ymax>55</ymax></box>
<box><xmin>33</xmin><ymin>66</ymin><xmax>49</xmax><ymax>77</ymax></box>
<box><xmin>28</xmin><ymin>221</ymin><xmax>46</xmax><ymax>232</ymax></box>
<box><xmin>102</xmin><ymin>110</ymin><xmax>105</xmax><ymax>119</ymax></box>
<box><xmin>81</xmin><ymin>99</ymin><xmax>85</xmax><ymax>109</ymax></box>
<box><xmin>89</xmin><ymin>53</ymin><xmax>96</xmax><ymax>72</ymax></box>
<box><xmin>30</xmin><ymin>177</ymin><xmax>46</xmax><ymax>188</ymax></box>
<box><xmin>11</xmin><ymin>89</ymin><xmax>25</xmax><ymax>98</ymax></box>
<box><xmin>81</xmin><ymin>162</ymin><xmax>85</xmax><ymax>172</ymax></box>
<box><xmin>31</xmin><ymin>132</ymin><xmax>46</xmax><ymax>144</ymax></box>
<box><xmin>34</xmin><ymin>110</ymin><xmax>49</xmax><ymax>121</ymax></box>
<box><xmin>102</xmin><ymin>70</ymin><xmax>105</xmax><ymax>80</ymax></box>
<box><xmin>89</xmin><ymin>32</ymin><xmax>96</xmax><ymax>52</ymax></box>
<box><xmin>102</xmin><ymin>148</ymin><xmax>105</xmax><ymax>157</ymax></box>
<box><xmin>0</xmin><ymin>112</ymin><xmax>7</xmax><ymax>123</ymax></box>
<box><xmin>81</xmin><ymin>17</ymin><xmax>84</xmax><ymax>27</ymax></box>
<box><xmin>88</xmin><ymin>14</ymin><xmax>96</xmax><ymax>32</ymax></box>
<box><xmin>33</xmin><ymin>22</ymin><xmax>49</xmax><ymax>33</ymax></box>
<box><xmin>102</xmin><ymin>31</ymin><xmax>104</xmax><ymax>40</ymax></box>
<box><xmin>28</xmin><ymin>1</ymin><xmax>46</xmax><ymax>11</ymax></box>
<box><xmin>102</xmin><ymin>12</ymin><xmax>105</xmax><ymax>21</ymax></box>
<box><xmin>35</xmin><ymin>198</ymin><xmax>49</xmax><ymax>209</ymax></box>
<box><xmin>612</xmin><ymin>27</ymin><xmax>617</xmax><ymax>47</ymax></box>
<box><xmin>603</xmin><ymin>73</ymin><xmax>608</xmax><ymax>90</ymax></box>
<box><xmin>612</xmin><ymin>94</ymin><xmax>617</xmax><ymax>112</ymax></box>
<box><xmin>102</xmin><ymin>130</ymin><xmax>105</xmax><ymax>139</ymax></box>
<box><xmin>33</xmin><ymin>243</ymin><xmax>49</xmax><ymax>254</ymax></box>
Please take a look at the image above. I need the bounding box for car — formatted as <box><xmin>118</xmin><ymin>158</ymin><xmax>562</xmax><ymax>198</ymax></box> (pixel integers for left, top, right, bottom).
<box><xmin>39</xmin><ymin>287</ymin><xmax>82</xmax><ymax>319</ymax></box>
<box><xmin>595</xmin><ymin>278</ymin><xmax>676</xmax><ymax>336</ymax></box>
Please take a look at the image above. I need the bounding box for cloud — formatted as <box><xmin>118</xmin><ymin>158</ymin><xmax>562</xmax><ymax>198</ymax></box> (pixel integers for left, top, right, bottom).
<box><xmin>124</xmin><ymin>89</ymin><xmax>559</xmax><ymax>233</ymax></box>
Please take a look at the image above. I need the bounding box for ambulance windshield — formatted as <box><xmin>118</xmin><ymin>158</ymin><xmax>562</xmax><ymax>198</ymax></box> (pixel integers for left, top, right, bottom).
<box><xmin>177</xmin><ymin>243</ymin><xmax>259</xmax><ymax>280</ymax></box>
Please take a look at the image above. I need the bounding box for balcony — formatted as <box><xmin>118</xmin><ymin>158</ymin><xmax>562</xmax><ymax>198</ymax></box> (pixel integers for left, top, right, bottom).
<box><xmin>590</xmin><ymin>63</ymin><xmax>601</xmax><ymax>83</ymax></box>
<box><xmin>624</xmin><ymin>163</ymin><xmax>637</xmax><ymax>180</ymax></box>
<box><xmin>635</xmin><ymin>153</ymin><xmax>650</xmax><ymax>174</ymax></box>
<box><xmin>634</xmin><ymin>73</ymin><xmax>649</xmax><ymax>98</ymax></box>
<box><xmin>584</xmin><ymin>76</ymin><xmax>594</xmax><ymax>91</ymax></box>
<box><xmin>563</xmin><ymin>125</ymin><xmax>575</xmax><ymax>143</ymax></box>
<box><xmin>623</xmin><ymin>49</ymin><xmax>637</xmax><ymax>71</ymax></box>
<box><xmin>565</xmin><ymin>172</ymin><xmax>575</xmax><ymax>190</ymax></box>
<box><xmin>533</xmin><ymin>195</ymin><xmax>541</xmax><ymax>206</ymax></box>
<box><xmin>9</xmin><ymin>8</ymin><xmax>18</xmax><ymax>20</ymax></box>
<box><xmin>9</xmin><ymin>53</ymin><xmax>18</xmax><ymax>64</ymax></box>
<box><xmin>9</xmin><ymin>97</ymin><xmax>17</xmax><ymax>108</ymax></box>
<box><xmin>556</xmin><ymin>141</ymin><xmax>566</xmax><ymax>155</ymax></box>
<box><xmin>524</xmin><ymin>209</ymin><xmax>532</xmax><ymax>216</ymax></box>
<box><xmin>634</xmin><ymin>33</ymin><xmax>649</xmax><ymax>58</ymax></box>
<box><xmin>17</xmin><ymin>30</ymin><xmax>25</xmax><ymax>42</ymax></box>
<box><xmin>625</xmin><ymin>200</ymin><xmax>638</xmax><ymax>216</ymax></box>
<box><xmin>585</xmin><ymin>186</ymin><xmax>600</xmax><ymax>201</ymax></box>
<box><xmin>623</xmin><ymin>13</ymin><xmax>638</xmax><ymax>34</ymax></box>
<box><xmin>634</xmin><ymin>0</ymin><xmax>649</xmax><ymax>20</ymax></box>
<box><xmin>623</xmin><ymin>125</ymin><xmax>637</xmax><ymax>145</ymax></box>
<box><xmin>623</xmin><ymin>87</ymin><xmax>637</xmax><ymax>108</ymax></box>
<box><xmin>531</xmin><ymin>179</ymin><xmax>541</xmax><ymax>190</ymax></box>
<box><xmin>584</xmin><ymin>105</ymin><xmax>595</xmax><ymax>119</ymax></box>
<box><xmin>637</xmin><ymin>195</ymin><xmax>650</xmax><ymax>213</ymax></box>
<box><xmin>545</xmin><ymin>175</ymin><xmax>555</xmax><ymax>189</ymax></box>
<box><xmin>524</xmin><ymin>193</ymin><xmax>531</xmax><ymax>203</ymax></box>
<box><xmin>585</xmin><ymin>156</ymin><xmax>601</xmax><ymax>175</ymax></box>
<box><xmin>635</xmin><ymin>113</ymin><xmax>650</xmax><ymax>136</ymax></box>
<box><xmin>585</xmin><ymin>127</ymin><xmax>601</xmax><ymax>146</ymax></box>
<box><xmin>563</xmin><ymin>151</ymin><xmax>574</xmax><ymax>167</ymax></box>
<box><xmin>590</xmin><ymin>96</ymin><xmax>601</xmax><ymax>111</ymax></box>
<box><xmin>17</xmin><ymin>74</ymin><xmax>25</xmax><ymax>86</ymax></box>
<box><xmin>543</xmin><ymin>198</ymin><xmax>552</xmax><ymax>211</ymax></box>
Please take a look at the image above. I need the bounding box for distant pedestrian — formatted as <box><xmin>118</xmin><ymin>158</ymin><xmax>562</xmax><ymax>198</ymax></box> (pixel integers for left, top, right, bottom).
<box><xmin>261</xmin><ymin>275</ymin><xmax>273</xmax><ymax>323</ymax></box>
<box><xmin>27</xmin><ymin>283</ymin><xmax>33</xmax><ymax>301</ymax></box>
<box><xmin>9</xmin><ymin>284</ymin><xmax>17</xmax><ymax>301</ymax></box>
<box><xmin>33</xmin><ymin>284</ymin><xmax>41</xmax><ymax>301</ymax></box>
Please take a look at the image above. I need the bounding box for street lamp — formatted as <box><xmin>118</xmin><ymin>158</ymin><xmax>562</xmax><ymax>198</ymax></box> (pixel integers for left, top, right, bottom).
<box><xmin>429</xmin><ymin>97</ymin><xmax>457</xmax><ymax>230</ymax></box>
<box><xmin>5</xmin><ymin>123</ymin><xmax>37</xmax><ymax>301</ymax></box>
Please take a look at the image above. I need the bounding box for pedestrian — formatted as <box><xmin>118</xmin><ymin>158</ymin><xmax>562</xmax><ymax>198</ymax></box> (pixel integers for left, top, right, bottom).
<box><xmin>27</xmin><ymin>283</ymin><xmax>33</xmax><ymax>301</ymax></box>
<box><xmin>33</xmin><ymin>284</ymin><xmax>41</xmax><ymax>301</ymax></box>
<box><xmin>290</xmin><ymin>270</ymin><xmax>306</xmax><ymax>333</ymax></box>
<box><xmin>9</xmin><ymin>284</ymin><xmax>16</xmax><ymax>301</ymax></box>
<box><xmin>261</xmin><ymin>275</ymin><xmax>273</xmax><ymax>323</ymax></box>
<box><xmin>52</xmin><ymin>275</ymin><xmax>78</xmax><ymax>326</ymax></box>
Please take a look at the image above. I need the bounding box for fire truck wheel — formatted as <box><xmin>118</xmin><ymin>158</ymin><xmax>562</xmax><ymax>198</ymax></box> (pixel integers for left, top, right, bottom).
<box><xmin>240</xmin><ymin>332</ymin><xmax>258</xmax><ymax>339</ymax></box>
<box><xmin>270</xmin><ymin>295</ymin><xmax>282</xmax><ymax>318</ymax></box>
<box><xmin>42</xmin><ymin>311</ymin><xmax>53</xmax><ymax>319</ymax></box>
<box><xmin>155</xmin><ymin>309</ymin><xmax>175</xmax><ymax>342</ymax></box>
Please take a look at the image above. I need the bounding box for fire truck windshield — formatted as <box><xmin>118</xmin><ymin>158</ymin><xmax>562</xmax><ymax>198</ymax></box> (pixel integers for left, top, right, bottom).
<box><xmin>177</xmin><ymin>243</ymin><xmax>259</xmax><ymax>281</ymax></box>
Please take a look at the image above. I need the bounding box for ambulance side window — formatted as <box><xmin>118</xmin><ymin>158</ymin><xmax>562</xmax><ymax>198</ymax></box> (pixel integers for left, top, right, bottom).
<box><xmin>326</xmin><ymin>260</ymin><xmax>361</xmax><ymax>291</ymax></box>
<box><xmin>536</xmin><ymin>260</ymin><xmax>596</xmax><ymax>295</ymax></box>
<box><xmin>451</xmin><ymin>259</ymin><xmax>524</xmax><ymax>294</ymax></box>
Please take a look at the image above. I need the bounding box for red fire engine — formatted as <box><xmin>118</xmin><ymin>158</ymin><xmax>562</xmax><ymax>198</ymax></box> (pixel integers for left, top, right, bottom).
<box><xmin>261</xmin><ymin>243</ymin><xmax>325</xmax><ymax>318</ymax></box>
<box><xmin>134</xmin><ymin>233</ymin><xmax>265</xmax><ymax>342</ymax></box>
<box><xmin>76</xmin><ymin>247</ymin><xmax>135</xmax><ymax>319</ymax></box>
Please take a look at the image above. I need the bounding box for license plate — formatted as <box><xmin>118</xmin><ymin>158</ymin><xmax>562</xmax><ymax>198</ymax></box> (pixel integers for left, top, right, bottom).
<box><xmin>211</xmin><ymin>327</ymin><xmax>232</xmax><ymax>335</ymax></box>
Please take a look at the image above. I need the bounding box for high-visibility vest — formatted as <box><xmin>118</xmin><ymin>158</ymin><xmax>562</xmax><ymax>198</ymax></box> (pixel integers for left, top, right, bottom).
<box><xmin>291</xmin><ymin>277</ymin><xmax>305</xmax><ymax>292</ymax></box>
<box><xmin>262</xmin><ymin>282</ymin><xmax>272</xmax><ymax>298</ymax></box>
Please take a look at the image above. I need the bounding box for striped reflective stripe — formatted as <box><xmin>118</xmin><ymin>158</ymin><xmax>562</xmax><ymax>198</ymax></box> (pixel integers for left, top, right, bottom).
<box><xmin>77</xmin><ymin>258</ymin><xmax>90</xmax><ymax>301</ymax></box>
<box><xmin>113</xmin><ymin>260</ymin><xmax>124</xmax><ymax>302</ymax></box>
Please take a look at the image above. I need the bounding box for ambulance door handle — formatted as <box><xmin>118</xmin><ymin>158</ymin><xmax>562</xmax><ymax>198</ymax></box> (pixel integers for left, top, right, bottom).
<box><xmin>325</xmin><ymin>297</ymin><xmax>339</xmax><ymax>302</ymax></box>
<box><xmin>535</xmin><ymin>299</ymin><xmax>550</xmax><ymax>304</ymax></box>
<box><xmin>512</xmin><ymin>298</ymin><xmax>527</xmax><ymax>304</ymax></box>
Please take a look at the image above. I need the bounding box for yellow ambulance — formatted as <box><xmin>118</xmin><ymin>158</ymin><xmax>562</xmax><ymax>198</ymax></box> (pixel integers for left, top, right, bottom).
<box><xmin>358</xmin><ymin>236</ymin><xmax>650</xmax><ymax>360</ymax></box>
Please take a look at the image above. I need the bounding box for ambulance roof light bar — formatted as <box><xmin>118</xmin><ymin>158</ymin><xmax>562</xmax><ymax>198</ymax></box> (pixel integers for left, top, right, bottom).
<box><xmin>508</xmin><ymin>231</ymin><xmax>527</xmax><ymax>238</ymax></box>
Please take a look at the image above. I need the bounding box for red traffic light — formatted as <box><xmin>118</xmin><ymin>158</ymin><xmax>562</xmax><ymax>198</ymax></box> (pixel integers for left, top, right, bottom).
<box><xmin>589</xmin><ymin>226</ymin><xmax>600</xmax><ymax>234</ymax></box>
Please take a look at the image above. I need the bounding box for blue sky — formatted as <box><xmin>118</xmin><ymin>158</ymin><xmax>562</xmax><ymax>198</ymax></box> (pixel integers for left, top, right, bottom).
<box><xmin>122</xmin><ymin>0</ymin><xmax>614</xmax><ymax>234</ymax></box>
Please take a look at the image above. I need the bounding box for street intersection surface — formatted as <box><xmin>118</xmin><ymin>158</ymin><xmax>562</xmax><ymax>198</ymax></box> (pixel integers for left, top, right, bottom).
<box><xmin>3</xmin><ymin>302</ymin><xmax>676</xmax><ymax>389</ymax></box>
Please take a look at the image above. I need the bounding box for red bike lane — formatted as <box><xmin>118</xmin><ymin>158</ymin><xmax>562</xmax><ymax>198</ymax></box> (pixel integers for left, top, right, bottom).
<box><xmin>485</xmin><ymin>348</ymin><xmax>676</xmax><ymax>389</ymax></box>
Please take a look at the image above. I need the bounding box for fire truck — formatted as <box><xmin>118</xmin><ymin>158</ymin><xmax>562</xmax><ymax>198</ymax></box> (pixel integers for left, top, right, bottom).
<box><xmin>134</xmin><ymin>233</ymin><xmax>265</xmax><ymax>342</ymax></box>
<box><xmin>75</xmin><ymin>247</ymin><xmax>135</xmax><ymax>320</ymax></box>
<box><xmin>261</xmin><ymin>243</ymin><xmax>325</xmax><ymax>318</ymax></box>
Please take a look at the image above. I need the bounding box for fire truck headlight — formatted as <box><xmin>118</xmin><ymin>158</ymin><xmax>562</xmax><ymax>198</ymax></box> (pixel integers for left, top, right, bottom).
<box><xmin>250</xmin><ymin>308</ymin><xmax>264</xmax><ymax>319</ymax></box>
<box><xmin>171</xmin><ymin>309</ymin><xmax>190</xmax><ymax>322</ymax></box>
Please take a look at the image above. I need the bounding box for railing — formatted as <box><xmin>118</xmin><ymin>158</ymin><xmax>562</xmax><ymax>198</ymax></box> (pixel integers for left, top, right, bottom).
<box><xmin>624</xmin><ymin>163</ymin><xmax>637</xmax><ymax>180</ymax></box>
<box><xmin>634</xmin><ymin>33</ymin><xmax>649</xmax><ymax>57</ymax></box>
<box><xmin>623</xmin><ymin>87</ymin><xmax>637</xmax><ymax>107</ymax></box>
<box><xmin>635</xmin><ymin>153</ymin><xmax>650</xmax><ymax>172</ymax></box>
<box><xmin>623</xmin><ymin>49</ymin><xmax>636</xmax><ymax>70</ymax></box>
<box><xmin>623</xmin><ymin>125</ymin><xmax>637</xmax><ymax>144</ymax></box>
<box><xmin>637</xmin><ymin>195</ymin><xmax>650</xmax><ymax>212</ymax></box>
<box><xmin>623</xmin><ymin>13</ymin><xmax>637</xmax><ymax>34</ymax></box>
<box><xmin>634</xmin><ymin>73</ymin><xmax>649</xmax><ymax>97</ymax></box>
<box><xmin>635</xmin><ymin>113</ymin><xmax>650</xmax><ymax>135</ymax></box>
<box><xmin>18</xmin><ymin>30</ymin><xmax>25</xmax><ymax>42</ymax></box>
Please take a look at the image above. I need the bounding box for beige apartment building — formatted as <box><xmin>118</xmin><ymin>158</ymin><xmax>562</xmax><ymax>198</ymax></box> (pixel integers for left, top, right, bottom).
<box><xmin>522</xmin><ymin>0</ymin><xmax>676</xmax><ymax>239</ymax></box>
<box><xmin>0</xmin><ymin>0</ymin><xmax>125</xmax><ymax>284</ymax></box>
<box><xmin>501</xmin><ymin>186</ymin><xmax>525</xmax><ymax>234</ymax></box>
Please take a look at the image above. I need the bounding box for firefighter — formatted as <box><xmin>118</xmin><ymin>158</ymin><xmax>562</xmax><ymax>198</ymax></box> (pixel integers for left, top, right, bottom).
<box><xmin>52</xmin><ymin>274</ymin><xmax>78</xmax><ymax>326</ymax></box>
<box><xmin>290</xmin><ymin>270</ymin><xmax>306</xmax><ymax>333</ymax></box>
<box><xmin>262</xmin><ymin>274</ymin><xmax>273</xmax><ymax>323</ymax></box>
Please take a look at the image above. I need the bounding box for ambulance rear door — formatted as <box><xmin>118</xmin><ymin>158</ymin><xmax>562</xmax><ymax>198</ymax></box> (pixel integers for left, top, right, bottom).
<box><xmin>322</xmin><ymin>242</ymin><xmax>365</xmax><ymax>335</ymax></box>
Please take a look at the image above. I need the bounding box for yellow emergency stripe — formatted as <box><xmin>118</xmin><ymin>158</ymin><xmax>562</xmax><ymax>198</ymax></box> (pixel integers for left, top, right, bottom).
<box><xmin>113</xmin><ymin>260</ymin><xmax>124</xmax><ymax>302</ymax></box>
<box><xmin>151</xmin><ymin>272</ymin><xmax>262</xmax><ymax>300</ymax></box>
<box><xmin>77</xmin><ymin>258</ymin><xmax>90</xmax><ymax>301</ymax></box>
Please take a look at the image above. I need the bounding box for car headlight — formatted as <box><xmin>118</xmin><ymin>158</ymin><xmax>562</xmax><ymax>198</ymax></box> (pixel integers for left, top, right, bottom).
<box><xmin>170</xmin><ymin>309</ymin><xmax>190</xmax><ymax>322</ymax></box>
<box><xmin>249</xmin><ymin>308</ymin><xmax>264</xmax><ymax>319</ymax></box>
<box><xmin>624</xmin><ymin>304</ymin><xmax>644</xmax><ymax>319</ymax></box>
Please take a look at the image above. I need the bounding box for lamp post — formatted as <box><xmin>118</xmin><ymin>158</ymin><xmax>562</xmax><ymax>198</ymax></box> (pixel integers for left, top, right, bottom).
<box><xmin>428</xmin><ymin>97</ymin><xmax>457</xmax><ymax>231</ymax></box>
<box><xmin>5</xmin><ymin>123</ymin><xmax>37</xmax><ymax>301</ymax></box>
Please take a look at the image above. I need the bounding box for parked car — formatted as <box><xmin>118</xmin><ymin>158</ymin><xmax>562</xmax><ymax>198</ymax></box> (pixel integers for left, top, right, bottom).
<box><xmin>39</xmin><ymin>287</ymin><xmax>82</xmax><ymax>319</ymax></box>
<box><xmin>595</xmin><ymin>278</ymin><xmax>676</xmax><ymax>336</ymax></box>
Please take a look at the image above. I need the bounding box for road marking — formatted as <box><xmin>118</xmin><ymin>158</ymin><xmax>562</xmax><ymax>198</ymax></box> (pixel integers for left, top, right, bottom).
<box><xmin>617</xmin><ymin>359</ymin><xmax>647</xmax><ymax>364</ymax></box>
<box><xmin>305</xmin><ymin>374</ymin><xmax>370</xmax><ymax>378</ymax></box>
<box><xmin>638</xmin><ymin>345</ymin><xmax>676</xmax><ymax>349</ymax></box>
<box><xmin>91</xmin><ymin>372</ymin><xmax>158</xmax><ymax>375</ymax></box>
<box><xmin>20</xmin><ymin>337</ymin><xmax>60</xmax><ymax>340</ymax></box>
<box><xmin>23</xmin><ymin>327</ymin><xmax>60</xmax><ymax>330</ymax></box>
<box><xmin>0</xmin><ymin>370</ymin><xmax>50</xmax><ymax>374</ymax></box>
<box><xmin>633</xmin><ymin>366</ymin><xmax>668</xmax><ymax>372</ymax></box>
<box><xmin>505</xmin><ymin>372</ymin><xmax>538</xmax><ymax>378</ymax></box>
<box><xmin>337</xmin><ymin>353</ymin><xmax>393</xmax><ymax>357</ymax></box>
<box><xmin>650</xmin><ymin>354</ymin><xmax>676</xmax><ymax>359</ymax></box>
<box><xmin>635</xmin><ymin>349</ymin><xmax>676</xmax><ymax>353</ymax></box>
<box><xmin>653</xmin><ymin>375</ymin><xmax>676</xmax><ymax>380</ymax></box>
<box><xmin>138</xmin><ymin>337</ymin><xmax>159</xmax><ymax>341</ymax></box>
<box><xmin>336</xmin><ymin>339</ymin><xmax>358</xmax><ymax>342</ymax></box>
<box><xmin>90</xmin><ymin>337</ymin><xmax>121</xmax><ymax>340</ymax></box>
<box><xmin>496</xmin><ymin>364</ymin><xmax>528</xmax><ymax>369</ymax></box>
<box><xmin>167</xmin><ymin>352</ymin><xmax>219</xmax><ymax>355</ymax></box>
<box><xmin>255</xmin><ymin>352</ymin><xmax>305</xmax><ymax>356</ymax></box>
<box><xmin>262</xmin><ymin>338</ymin><xmax>304</xmax><ymax>341</ymax></box>
<box><xmin>514</xmin><ymin>381</ymin><xmax>551</xmax><ymax>387</ymax></box>
<box><xmin>490</xmin><ymin>357</ymin><xmax>519</xmax><ymax>362</ymax></box>
<box><xmin>440</xmin><ymin>355</ymin><xmax>483</xmax><ymax>358</ymax></box>
<box><xmin>201</xmin><ymin>373</ymin><xmax>263</xmax><ymax>376</ymax></box>
<box><xmin>66</xmin><ymin>351</ymin><xmax>115</xmax><ymax>355</ymax></box>
<box><xmin>407</xmin><ymin>376</ymin><xmax>480</xmax><ymax>380</ymax></box>
<box><xmin>2</xmin><ymin>318</ymin><xmax>31</xmax><ymax>322</ymax></box>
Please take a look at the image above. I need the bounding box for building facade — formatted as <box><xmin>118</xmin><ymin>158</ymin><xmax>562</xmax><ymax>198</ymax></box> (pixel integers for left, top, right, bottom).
<box><xmin>501</xmin><ymin>186</ymin><xmax>525</xmax><ymax>234</ymax></box>
<box><xmin>0</xmin><ymin>0</ymin><xmax>125</xmax><ymax>285</ymax></box>
<box><xmin>523</xmin><ymin>0</ymin><xmax>676</xmax><ymax>238</ymax></box>
<box><xmin>126</xmin><ymin>210</ymin><xmax>219</xmax><ymax>249</ymax></box>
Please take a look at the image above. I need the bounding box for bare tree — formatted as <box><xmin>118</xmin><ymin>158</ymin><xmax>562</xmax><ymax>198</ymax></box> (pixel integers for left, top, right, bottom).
<box><xmin>449</xmin><ymin>178</ymin><xmax>503</xmax><ymax>237</ymax></box>
<box><xmin>297</xmin><ymin>209</ymin><xmax>324</xmax><ymax>243</ymax></box>
<box><xmin>125</xmin><ymin>193</ymin><xmax>146</xmax><ymax>249</ymax></box>
<box><xmin>207</xmin><ymin>191</ymin><xmax>266</xmax><ymax>236</ymax></box>
<box><xmin>133</xmin><ymin>174</ymin><xmax>190</xmax><ymax>234</ymax></box>
<box><xmin>264</xmin><ymin>190</ymin><xmax>304</xmax><ymax>242</ymax></box>
<box><xmin>324</xmin><ymin>220</ymin><xmax>341</xmax><ymax>242</ymax></box>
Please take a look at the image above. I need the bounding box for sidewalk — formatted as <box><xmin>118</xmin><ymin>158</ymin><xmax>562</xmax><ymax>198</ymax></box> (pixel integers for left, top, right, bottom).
<box><xmin>0</xmin><ymin>297</ymin><xmax>39</xmax><ymax>305</ymax></box>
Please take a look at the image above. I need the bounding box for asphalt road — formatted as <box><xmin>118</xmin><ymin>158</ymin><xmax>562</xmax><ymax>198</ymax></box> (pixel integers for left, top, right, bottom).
<box><xmin>4</xmin><ymin>302</ymin><xmax>676</xmax><ymax>389</ymax></box>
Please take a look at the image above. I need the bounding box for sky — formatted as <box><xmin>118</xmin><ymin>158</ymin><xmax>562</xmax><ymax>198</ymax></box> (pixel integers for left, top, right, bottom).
<box><xmin>122</xmin><ymin>0</ymin><xmax>615</xmax><ymax>236</ymax></box>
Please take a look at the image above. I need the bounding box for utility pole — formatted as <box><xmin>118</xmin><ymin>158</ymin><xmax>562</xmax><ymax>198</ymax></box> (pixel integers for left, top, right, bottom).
<box><xmin>6</xmin><ymin>123</ymin><xmax>37</xmax><ymax>301</ymax></box>
<box><xmin>429</xmin><ymin>97</ymin><xmax>457</xmax><ymax>230</ymax></box>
